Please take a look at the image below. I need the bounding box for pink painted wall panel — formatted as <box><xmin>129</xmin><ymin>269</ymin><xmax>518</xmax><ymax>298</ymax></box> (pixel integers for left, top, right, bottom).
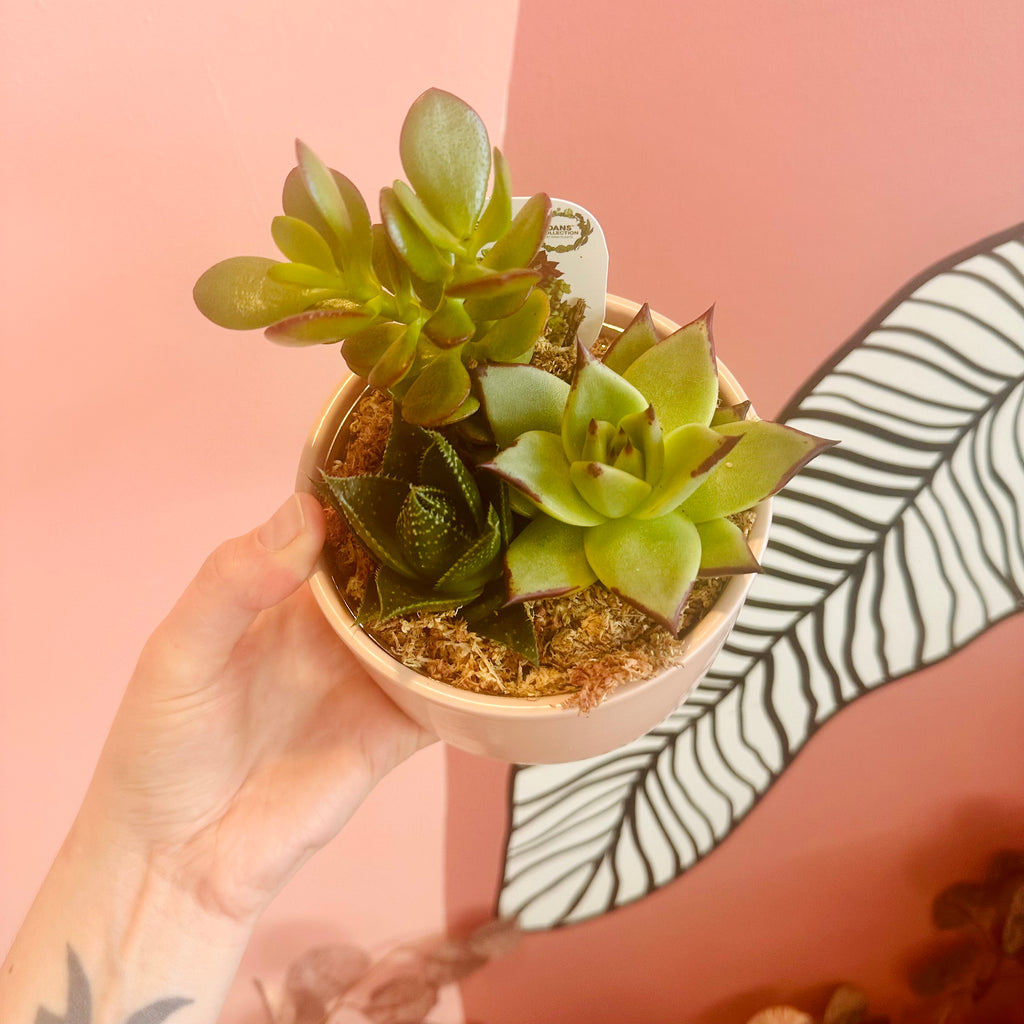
<box><xmin>448</xmin><ymin>3</ymin><xmax>1024</xmax><ymax>1022</ymax></box>
<box><xmin>0</xmin><ymin>2</ymin><xmax>519</xmax><ymax>1019</ymax></box>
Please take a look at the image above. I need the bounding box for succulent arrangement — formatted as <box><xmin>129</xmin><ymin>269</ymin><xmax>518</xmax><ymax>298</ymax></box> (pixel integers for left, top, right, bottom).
<box><xmin>193</xmin><ymin>87</ymin><xmax>829</xmax><ymax>684</ymax></box>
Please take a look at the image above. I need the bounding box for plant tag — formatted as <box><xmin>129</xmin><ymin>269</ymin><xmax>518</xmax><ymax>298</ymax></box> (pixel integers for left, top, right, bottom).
<box><xmin>512</xmin><ymin>197</ymin><xmax>608</xmax><ymax>348</ymax></box>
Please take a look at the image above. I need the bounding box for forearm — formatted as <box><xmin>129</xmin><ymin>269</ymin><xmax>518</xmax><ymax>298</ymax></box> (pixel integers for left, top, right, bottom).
<box><xmin>1</xmin><ymin>802</ymin><xmax>255</xmax><ymax>1024</ymax></box>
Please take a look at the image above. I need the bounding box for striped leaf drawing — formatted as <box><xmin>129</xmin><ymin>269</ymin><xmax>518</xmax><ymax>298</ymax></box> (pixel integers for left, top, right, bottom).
<box><xmin>498</xmin><ymin>224</ymin><xmax>1024</xmax><ymax>931</ymax></box>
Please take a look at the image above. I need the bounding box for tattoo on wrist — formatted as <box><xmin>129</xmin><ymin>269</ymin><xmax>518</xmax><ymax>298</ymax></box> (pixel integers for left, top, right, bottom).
<box><xmin>35</xmin><ymin>946</ymin><xmax>192</xmax><ymax>1024</ymax></box>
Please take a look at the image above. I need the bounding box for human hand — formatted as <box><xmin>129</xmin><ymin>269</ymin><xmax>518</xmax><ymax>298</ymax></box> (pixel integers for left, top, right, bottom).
<box><xmin>83</xmin><ymin>492</ymin><xmax>435</xmax><ymax>924</ymax></box>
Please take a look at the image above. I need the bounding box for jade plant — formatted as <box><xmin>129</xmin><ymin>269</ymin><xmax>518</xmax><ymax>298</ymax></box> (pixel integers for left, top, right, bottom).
<box><xmin>476</xmin><ymin>305</ymin><xmax>833</xmax><ymax>634</ymax></box>
<box><xmin>320</xmin><ymin>409</ymin><xmax>538</xmax><ymax>663</ymax></box>
<box><xmin>194</xmin><ymin>88</ymin><xmax>551</xmax><ymax>427</ymax></box>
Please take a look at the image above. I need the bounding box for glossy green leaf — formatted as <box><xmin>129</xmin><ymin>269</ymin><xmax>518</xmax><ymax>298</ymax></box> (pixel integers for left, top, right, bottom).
<box><xmin>601</xmin><ymin>303</ymin><xmax>661</xmax><ymax>375</ymax></box>
<box><xmin>400</xmin><ymin>350</ymin><xmax>471</xmax><ymax>426</ymax></box>
<box><xmin>271</xmin><ymin>215</ymin><xmax>337</xmax><ymax>273</ymax></box>
<box><xmin>422</xmin><ymin>297</ymin><xmax>475</xmax><ymax>347</ymax></box>
<box><xmin>193</xmin><ymin>256</ymin><xmax>318</xmax><ymax>330</ymax></box>
<box><xmin>482</xmin><ymin>193</ymin><xmax>550</xmax><ymax>271</ymax></box>
<box><xmin>473</xmin><ymin>287</ymin><xmax>549</xmax><ymax>363</ymax></box>
<box><xmin>477</xmin><ymin>364</ymin><xmax>570</xmax><ymax>448</ymax></box>
<box><xmin>696</xmin><ymin>518</ymin><xmax>760</xmax><ymax>576</ymax></box>
<box><xmin>370</xmin><ymin>223</ymin><xmax>405</xmax><ymax>298</ymax></box>
<box><xmin>391</xmin><ymin>179</ymin><xmax>463</xmax><ymax>252</ymax></box>
<box><xmin>505</xmin><ymin>516</ymin><xmax>596</xmax><ymax>602</ymax></box>
<box><xmin>681</xmin><ymin>420</ymin><xmax>834</xmax><ymax>522</ymax></box>
<box><xmin>296</xmin><ymin>140</ymin><xmax>353</xmax><ymax>244</ymax></box>
<box><xmin>380</xmin><ymin>187</ymin><xmax>452</xmax><ymax>283</ymax></box>
<box><xmin>471</xmin><ymin>147</ymin><xmax>512</xmax><ymax>250</ymax></box>
<box><xmin>447</xmin><ymin>267</ymin><xmax>540</xmax><ymax>301</ymax></box>
<box><xmin>267</xmin><ymin>261</ymin><xmax>344</xmax><ymax>291</ymax></box>
<box><xmin>569</xmin><ymin>461</ymin><xmax>652</xmax><ymax>519</ymax></box>
<box><xmin>562</xmin><ymin>343</ymin><xmax>648</xmax><ymax>461</ymax></box>
<box><xmin>485</xmin><ymin>432</ymin><xmax>605</xmax><ymax>527</ymax></box>
<box><xmin>320</xmin><ymin>474</ymin><xmax>413</xmax><ymax>576</ymax></box>
<box><xmin>583</xmin><ymin>513</ymin><xmax>701</xmax><ymax>634</ymax></box>
<box><xmin>632</xmin><ymin>425</ymin><xmax>739</xmax><ymax>520</ymax></box>
<box><xmin>622</xmin><ymin>310</ymin><xmax>719</xmax><ymax>432</ymax></box>
<box><xmin>265</xmin><ymin>307</ymin><xmax>376</xmax><ymax>346</ymax></box>
<box><xmin>368</xmin><ymin>322</ymin><xmax>418</xmax><ymax>389</ymax></box>
<box><xmin>400</xmin><ymin>88</ymin><xmax>491</xmax><ymax>239</ymax></box>
<box><xmin>341</xmin><ymin>322</ymin><xmax>406</xmax><ymax>376</ymax></box>
<box><xmin>432</xmin><ymin>391</ymin><xmax>481</xmax><ymax>426</ymax></box>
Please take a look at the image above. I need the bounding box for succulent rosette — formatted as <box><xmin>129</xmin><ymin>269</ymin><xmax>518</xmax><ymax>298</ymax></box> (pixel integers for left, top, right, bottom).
<box><xmin>193</xmin><ymin>88</ymin><xmax>552</xmax><ymax>427</ymax></box>
<box><xmin>320</xmin><ymin>409</ymin><xmax>538</xmax><ymax>663</ymax></box>
<box><xmin>477</xmin><ymin>305</ymin><xmax>832</xmax><ymax>634</ymax></box>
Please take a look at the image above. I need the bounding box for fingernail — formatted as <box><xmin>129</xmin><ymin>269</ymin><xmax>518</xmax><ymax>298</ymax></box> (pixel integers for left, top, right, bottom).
<box><xmin>258</xmin><ymin>494</ymin><xmax>306</xmax><ymax>551</ymax></box>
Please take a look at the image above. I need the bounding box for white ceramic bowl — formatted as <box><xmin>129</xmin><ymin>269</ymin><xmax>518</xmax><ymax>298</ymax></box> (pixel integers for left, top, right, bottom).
<box><xmin>297</xmin><ymin>296</ymin><xmax>771</xmax><ymax>764</ymax></box>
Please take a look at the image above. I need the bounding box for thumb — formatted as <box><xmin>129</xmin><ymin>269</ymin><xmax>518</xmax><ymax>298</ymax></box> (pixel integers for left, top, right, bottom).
<box><xmin>156</xmin><ymin>492</ymin><xmax>327</xmax><ymax>665</ymax></box>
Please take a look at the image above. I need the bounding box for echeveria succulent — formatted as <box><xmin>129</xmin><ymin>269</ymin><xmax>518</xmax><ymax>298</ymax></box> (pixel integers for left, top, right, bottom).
<box><xmin>193</xmin><ymin>88</ymin><xmax>552</xmax><ymax>427</ymax></box>
<box><xmin>321</xmin><ymin>409</ymin><xmax>538</xmax><ymax>663</ymax></box>
<box><xmin>477</xmin><ymin>305</ymin><xmax>832</xmax><ymax>634</ymax></box>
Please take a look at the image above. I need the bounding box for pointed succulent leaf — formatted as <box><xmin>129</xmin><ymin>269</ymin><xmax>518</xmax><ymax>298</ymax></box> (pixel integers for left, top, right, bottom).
<box><xmin>374</xmin><ymin>566</ymin><xmax>474</xmax><ymax>620</ymax></box>
<box><xmin>320</xmin><ymin>474</ymin><xmax>414</xmax><ymax>576</ymax></box>
<box><xmin>397</xmin><ymin>486</ymin><xmax>469</xmax><ymax>578</ymax></box>
<box><xmin>622</xmin><ymin>309</ymin><xmax>718</xmax><ymax>431</ymax></box>
<box><xmin>368</xmin><ymin>322</ymin><xmax>418</xmax><ymax>389</ymax></box>
<box><xmin>464</xmin><ymin>599</ymin><xmax>539</xmax><ymax>666</ymax></box>
<box><xmin>472</xmin><ymin>287</ymin><xmax>550</xmax><ymax>363</ymax></box>
<box><xmin>695</xmin><ymin>518</ymin><xmax>760</xmax><ymax>576</ymax></box>
<box><xmin>193</xmin><ymin>256</ymin><xmax>317</xmax><ymax>329</ymax></box>
<box><xmin>581</xmin><ymin>419</ymin><xmax>616</xmax><ymax>463</ymax></box>
<box><xmin>370</xmin><ymin>222</ymin><xmax>407</xmax><ymax>299</ymax></box>
<box><xmin>419</xmin><ymin>434</ymin><xmax>484</xmax><ymax>529</ymax></box>
<box><xmin>611</xmin><ymin>436</ymin><xmax>644</xmax><ymax>478</ymax></box>
<box><xmin>342</xmin><ymin>322</ymin><xmax>406</xmax><ymax>376</ymax></box>
<box><xmin>477</xmin><ymin>474</ymin><xmax>513</xmax><ymax>546</ymax></box>
<box><xmin>632</xmin><ymin>425</ymin><xmax>740</xmax><ymax>519</ymax></box>
<box><xmin>681</xmin><ymin>419</ymin><xmax>834</xmax><ymax>522</ymax></box>
<box><xmin>619</xmin><ymin>406</ymin><xmax>664</xmax><ymax>485</ymax></box>
<box><xmin>562</xmin><ymin>343</ymin><xmax>649</xmax><ymax>461</ymax></box>
<box><xmin>390</xmin><ymin>179</ymin><xmax>463</xmax><ymax>253</ymax></box>
<box><xmin>436</xmin><ymin>508</ymin><xmax>502</xmax><ymax>591</ymax></box>
<box><xmin>583</xmin><ymin>513</ymin><xmax>701</xmax><ymax>634</ymax></box>
<box><xmin>710</xmin><ymin>400</ymin><xmax>751</xmax><ymax>427</ymax></box>
<box><xmin>400</xmin><ymin>350</ymin><xmax>471</xmax><ymax>426</ymax></box>
<box><xmin>600</xmin><ymin>302</ymin><xmax>660</xmax><ymax>375</ymax></box>
<box><xmin>271</xmin><ymin>215</ymin><xmax>338</xmax><ymax>273</ymax></box>
<box><xmin>482</xmin><ymin>193</ymin><xmax>551</xmax><ymax>271</ymax></box>
<box><xmin>471</xmin><ymin>147</ymin><xmax>513</xmax><ymax>250</ymax></box>
<box><xmin>267</xmin><ymin>261</ymin><xmax>344</xmax><ymax>291</ymax></box>
<box><xmin>400</xmin><ymin>88</ymin><xmax>491</xmax><ymax>239</ymax></box>
<box><xmin>422</xmin><ymin>297</ymin><xmax>475</xmax><ymax>347</ymax></box>
<box><xmin>504</xmin><ymin>516</ymin><xmax>596</xmax><ymax>602</ymax></box>
<box><xmin>380</xmin><ymin>186</ymin><xmax>452</xmax><ymax>283</ymax></box>
<box><xmin>477</xmin><ymin>364</ymin><xmax>570</xmax><ymax>448</ymax></box>
<box><xmin>569</xmin><ymin>461</ymin><xmax>652</xmax><ymax>519</ymax></box>
<box><xmin>485</xmin><ymin>432</ymin><xmax>605</xmax><ymax>526</ymax></box>
<box><xmin>265</xmin><ymin>306</ymin><xmax>377</xmax><ymax>346</ymax></box>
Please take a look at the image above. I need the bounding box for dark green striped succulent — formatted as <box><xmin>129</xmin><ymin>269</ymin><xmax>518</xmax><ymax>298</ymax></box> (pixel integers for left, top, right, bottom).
<box><xmin>320</xmin><ymin>409</ymin><xmax>538</xmax><ymax>663</ymax></box>
<box><xmin>194</xmin><ymin>89</ymin><xmax>551</xmax><ymax>428</ymax></box>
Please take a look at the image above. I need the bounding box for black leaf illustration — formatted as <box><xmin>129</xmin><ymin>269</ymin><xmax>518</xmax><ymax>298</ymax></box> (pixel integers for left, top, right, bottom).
<box><xmin>499</xmin><ymin>224</ymin><xmax>1024</xmax><ymax>930</ymax></box>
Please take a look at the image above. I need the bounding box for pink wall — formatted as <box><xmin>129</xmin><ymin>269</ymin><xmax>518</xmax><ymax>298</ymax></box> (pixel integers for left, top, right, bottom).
<box><xmin>0</xmin><ymin>3</ymin><xmax>519</xmax><ymax>1019</ymax></box>
<box><xmin>449</xmin><ymin>3</ymin><xmax>1024</xmax><ymax>1022</ymax></box>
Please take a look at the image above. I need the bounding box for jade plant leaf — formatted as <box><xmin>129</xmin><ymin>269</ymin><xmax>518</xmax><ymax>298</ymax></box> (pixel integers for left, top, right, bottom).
<box><xmin>193</xmin><ymin>256</ymin><xmax>319</xmax><ymax>330</ymax></box>
<box><xmin>265</xmin><ymin>307</ymin><xmax>376</xmax><ymax>346</ymax></box>
<box><xmin>481</xmin><ymin>193</ymin><xmax>551</xmax><ymax>271</ymax></box>
<box><xmin>399</xmin><ymin>87</ymin><xmax>491</xmax><ymax>239</ymax></box>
